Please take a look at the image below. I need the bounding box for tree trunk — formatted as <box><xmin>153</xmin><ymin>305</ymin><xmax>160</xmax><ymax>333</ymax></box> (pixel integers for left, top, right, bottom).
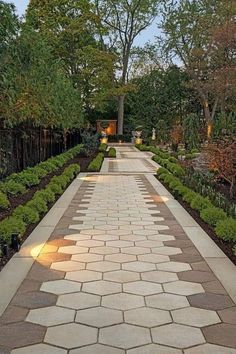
<box><xmin>118</xmin><ymin>95</ymin><xmax>125</xmax><ymax>135</ymax></box>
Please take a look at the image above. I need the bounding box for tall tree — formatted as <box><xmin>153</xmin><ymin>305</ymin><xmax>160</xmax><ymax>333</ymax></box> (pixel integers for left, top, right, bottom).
<box><xmin>94</xmin><ymin>0</ymin><xmax>161</xmax><ymax>134</ymax></box>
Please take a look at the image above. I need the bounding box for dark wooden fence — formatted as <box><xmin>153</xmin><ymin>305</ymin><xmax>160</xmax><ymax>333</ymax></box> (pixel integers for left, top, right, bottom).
<box><xmin>0</xmin><ymin>127</ymin><xmax>82</xmax><ymax>179</ymax></box>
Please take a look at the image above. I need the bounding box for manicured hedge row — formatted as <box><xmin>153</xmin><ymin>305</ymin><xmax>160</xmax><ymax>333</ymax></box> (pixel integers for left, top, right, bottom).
<box><xmin>98</xmin><ymin>143</ymin><xmax>108</xmax><ymax>152</ymax></box>
<box><xmin>108</xmin><ymin>147</ymin><xmax>116</xmax><ymax>158</ymax></box>
<box><xmin>156</xmin><ymin>168</ymin><xmax>236</xmax><ymax>247</ymax></box>
<box><xmin>0</xmin><ymin>164</ymin><xmax>80</xmax><ymax>248</ymax></box>
<box><xmin>87</xmin><ymin>153</ymin><xmax>104</xmax><ymax>172</ymax></box>
<box><xmin>0</xmin><ymin>144</ymin><xmax>82</xmax><ymax>210</ymax></box>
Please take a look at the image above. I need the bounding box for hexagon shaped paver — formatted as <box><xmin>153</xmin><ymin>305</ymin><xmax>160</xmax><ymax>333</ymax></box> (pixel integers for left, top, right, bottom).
<box><xmin>153</xmin><ymin>246</ymin><xmax>182</xmax><ymax>256</ymax></box>
<box><xmin>72</xmin><ymin>253</ymin><xmax>103</xmax><ymax>263</ymax></box>
<box><xmin>90</xmin><ymin>246</ymin><xmax>119</xmax><ymax>255</ymax></box>
<box><xmin>172</xmin><ymin>307</ymin><xmax>220</xmax><ymax>327</ymax></box>
<box><xmin>40</xmin><ymin>280</ymin><xmax>81</xmax><ymax>295</ymax></box>
<box><xmin>26</xmin><ymin>306</ymin><xmax>75</xmax><ymax>326</ymax></box>
<box><xmin>99</xmin><ymin>324</ymin><xmax>151</xmax><ymax>349</ymax></box>
<box><xmin>127</xmin><ymin>344</ymin><xmax>182</xmax><ymax>354</ymax></box>
<box><xmin>11</xmin><ymin>344</ymin><xmax>66</xmax><ymax>354</ymax></box>
<box><xmin>82</xmin><ymin>280</ymin><xmax>121</xmax><ymax>295</ymax></box>
<box><xmin>51</xmin><ymin>261</ymin><xmax>85</xmax><ymax>272</ymax></box>
<box><xmin>121</xmin><ymin>247</ymin><xmax>150</xmax><ymax>255</ymax></box>
<box><xmin>57</xmin><ymin>292</ymin><xmax>100</xmax><ymax>310</ymax></box>
<box><xmin>142</xmin><ymin>270</ymin><xmax>178</xmax><ymax>284</ymax></box>
<box><xmin>125</xmin><ymin>307</ymin><xmax>171</xmax><ymax>327</ymax></box>
<box><xmin>123</xmin><ymin>281</ymin><xmax>162</xmax><ymax>296</ymax></box>
<box><xmin>164</xmin><ymin>281</ymin><xmax>204</xmax><ymax>296</ymax></box>
<box><xmin>45</xmin><ymin>323</ymin><xmax>97</xmax><ymax>349</ymax></box>
<box><xmin>59</xmin><ymin>246</ymin><xmax>88</xmax><ymax>254</ymax></box>
<box><xmin>135</xmin><ymin>240</ymin><xmax>163</xmax><ymax>248</ymax></box>
<box><xmin>104</xmin><ymin>270</ymin><xmax>140</xmax><ymax>283</ymax></box>
<box><xmin>106</xmin><ymin>240</ymin><xmax>134</xmax><ymax>248</ymax></box>
<box><xmin>66</xmin><ymin>270</ymin><xmax>102</xmax><ymax>282</ymax></box>
<box><xmin>102</xmin><ymin>293</ymin><xmax>144</xmax><ymax>310</ymax></box>
<box><xmin>87</xmin><ymin>261</ymin><xmax>120</xmax><ymax>272</ymax></box>
<box><xmin>122</xmin><ymin>261</ymin><xmax>156</xmax><ymax>272</ymax></box>
<box><xmin>152</xmin><ymin>323</ymin><xmax>205</xmax><ymax>348</ymax></box>
<box><xmin>157</xmin><ymin>261</ymin><xmax>191</xmax><ymax>272</ymax></box>
<box><xmin>76</xmin><ymin>307</ymin><xmax>123</xmax><ymax>328</ymax></box>
<box><xmin>64</xmin><ymin>234</ymin><xmax>91</xmax><ymax>241</ymax></box>
<box><xmin>105</xmin><ymin>254</ymin><xmax>137</xmax><ymax>263</ymax></box>
<box><xmin>76</xmin><ymin>240</ymin><xmax>104</xmax><ymax>248</ymax></box>
<box><xmin>148</xmin><ymin>234</ymin><xmax>175</xmax><ymax>241</ymax></box>
<box><xmin>146</xmin><ymin>293</ymin><xmax>189</xmax><ymax>310</ymax></box>
<box><xmin>70</xmin><ymin>344</ymin><xmax>125</xmax><ymax>354</ymax></box>
<box><xmin>138</xmin><ymin>254</ymin><xmax>169</xmax><ymax>263</ymax></box>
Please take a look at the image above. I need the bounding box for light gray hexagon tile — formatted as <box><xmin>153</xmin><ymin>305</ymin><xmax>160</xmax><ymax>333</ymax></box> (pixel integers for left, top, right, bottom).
<box><xmin>124</xmin><ymin>307</ymin><xmax>172</xmax><ymax>327</ymax></box>
<box><xmin>11</xmin><ymin>344</ymin><xmax>67</xmax><ymax>354</ymax></box>
<box><xmin>146</xmin><ymin>293</ymin><xmax>189</xmax><ymax>310</ymax></box>
<box><xmin>82</xmin><ymin>280</ymin><xmax>122</xmax><ymax>295</ymax></box>
<box><xmin>57</xmin><ymin>292</ymin><xmax>100</xmax><ymax>310</ymax></box>
<box><xmin>102</xmin><ymin>293</ymin><xmax>145</xmax><ymax>310</ymax></box>
<box><xmin>26</xmin><ymin>306</ymin><xmax>75</xmax><ymax>327</ymax></box>
<box><xmin>127</xmin><ymin>344</ymin><xmax>182</xmax><ymax>354</ymax></box>
<box><xmin>69</xmin><ymin>344</ymin><xmax>125</xmax><ymax>354</ymax></box>
<box><xmin>75</xmin><ymin>307</ymin><xmax>123</xmax><ymax>328</ymax></box>
<box><xmin>40</xmin><ymin>280</ymin><xmax>81</xmax><ymax>295</ymax></box>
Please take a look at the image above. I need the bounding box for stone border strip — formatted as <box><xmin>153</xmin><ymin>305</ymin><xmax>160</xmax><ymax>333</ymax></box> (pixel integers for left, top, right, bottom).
<box><xmin>145</xmin><ymin>173</ymin><xmax>236</xmax><ymax>304</ymax></box>
<box><xmin>0</xmin><ymin>173</ymin><xmax>86</xmax><ymax>317</ymax></box>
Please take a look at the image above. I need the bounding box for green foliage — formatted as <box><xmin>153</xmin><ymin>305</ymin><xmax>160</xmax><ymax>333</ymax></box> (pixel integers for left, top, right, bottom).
<box><xmin>48</xmin><ymin>183</ymin><xmax>63</xmax><ymax>196</ymax></box>
<box><xmin>13</xmin><ymin>205</ymin><xmax>40</xmax><ymax>225</ymax></box>
<box><xmin>0</xmin><ymin>191</ymin><xmax>10</xmax><ymax>210</ymax></box>
<box><xmin>7</xmin><ymin>172</ymin><xmax>40</xmax><ymax>187</ymax></box>
<box><xmin>0</xmin><ymin>216</ymin><xmax>26</xmax><ymax>244</ymax></box>
<box><xmin>108</xmin><ymin>147</ymin><xmax>116</xmax><ymax>157</ymax></box>
<box><xmin>34</xmin><ymin>188</ymin><xmax>56</xmax><ymax>203</ymax></box>
<box><xmin>99</xmin><ymin>143</ymin><xmax>108</xmax><ymax>152</ymax></box>
<box><xmin>183</xmin><ymin>113</ymin><xmax>200</xmax><ymax>150</ymax></box>
<box><xmin>190</xmin><ymin>195</ymin><xmax>212</xmax><ymax>212</ymax></box>
<box><xmin>215</xmin><ymin>218</ymin><xmax>236</xmax><ymax>242</ymax></box>
<box><xmin>185</xmin><ymin>153</ymin><xmax>197</xmax><ymax>160</ymax></box>
<box><xmin>1</xmin><ymin>181</ymin><xmax>26</xmax><ymax>196</ymax></box>
<box><xmin>26</xmin><ymin>197</ymin><xmax>48</xmax><ymax>215</ymax></box>
<box><xmin>183</xmin><ymin>191</ymin><xmax>197</xmax><ymax>204</ymax></box>
<box><xmin>200</xmin><ymin>207</ymin><xmax>227</xmax><ymax>227</ymax></box>
<box><xmin>156</xmin><ymin>167</ymin><xmax>168</xmax><ymax>176</ymax></box>
<box><xmin>87</xmin><ymin>153</ymin><xmax>104</xmax><ymax>172</ymax></box>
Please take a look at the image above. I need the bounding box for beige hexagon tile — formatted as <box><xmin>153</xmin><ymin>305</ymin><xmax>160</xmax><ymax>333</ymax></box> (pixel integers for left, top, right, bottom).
<box><xmin>90</xmin><ymin>246</ymin><xmax>119</xmax><ymax>255</ymax></box>
<box><xmin>102</xmin><ymin>293</ymin><xmax>145</xmax><ymax>310</ymax></box>
<box><xmin>59</xmin><ymin>246</ymin><xmax>89</xmax><ymax>255</ymax></box>
<box><xmin>152</xmin><ymin>323</ymin><xmax>205</xmax><ymax>348</ymax></box>
<box><xmin>92</xmin><ymin>234</ymin><xmax>119</xmax><ymax>241</ymax></box>
<box><xmin>104</xmin><ymin>270</ymin><xmax>140</xmax><ymax>283</ymax></box>
<box><xmin>66</xmin><ymin>270</ymin><xmax>102</xmax><ymax>283</ymax></box>
<box><xmin>40</xmin><ymin>280</ymin><xmax>81</xmax><ymax>295</ymax></box>
<box><xmin>124</xmin><ymin>307</ymin><xmax>171</xmax><ymax>327</ymax></box>
<box><xmin>135</xmin><ymin>240</ymin><xmax>163</xmax><ymax>248</ymax></box>
<box><xmin>122</xmin><ymin>261</ymin><xmax>156</xmax><ymax>272</ymax></box>
<box><xmin>105</xmin><ymin>253</ymin><xmax>137</xmax><ymax>263</ymax></box>
<box><xmin>76</xmin><ymin>240</ymin><xmax>104</xmax><ymax>248</ymax></box>
<box><xmin>157</xmin><ymin>261</ymin><xmax>191</xmax><ymax>272</ymax></box>
<box><xmin>172</xmin><ymin>307</ymin><xmax>221</xmax><ymax>327</ymax></box>
<box><xmin>70</xmin><ymin>344</ymin><xmax>125</xmax><ymax>354</ymax></box>
<box><xmin>86</xmin><ymin>261</ymin><xmax>120</xmax><ymax>272</ymax></box>
<box><xmin>142</xmin><ymin>270</ymin><xmax>178</xmax><ymax>284</ymax></box>
<box><xmin>148</xmin><ymin>234</ymin><xmax>175</xmax><ymax>241</ymax></box>
<box><xmin>26</xmin><ymin>306</ymin><xmax>75</xmax><ymax>326</ymax></box>
<box><xmin>82</xmin><ymin>280</ymin><xmax>122</xmax><ymax>295</ymax></box>
<box><xmin>64</xmin><ymin>234</ymin><xmax>92</xmax><ymax>241</ymax></box>
<box><xmin>127</xmin><ymin>344</ymin><xmax>182</xmax><ymax>354</ymax></box>
<box><xmin>120</xmin><ymin>235</ymin><xmax>147</xmax><ymax>242</ymax></box>
<box><xmin>146</xmin><ymin>293</ymin><xmax>189</xmax><ymax>310</ymax></box>
<box><xmin>57</xmin><ymin>292</ymin><xmax>100</xmax><ymax>310</ymax></box>
<box><xmin>123</xmin><ymin>281</ymin><xmax>162</xmax><ymax>296</ymax></box>
<box><xmin>50</xmin><ymin>261</ymin><xmax>85</xmax><ymax>272</ymax></box>
<box><xmin>45</xmin><ymin>323</ymin><xmax>97</xmax><ymax>349</ymax></box>
<box><xmin>164</xmin><ymin>281</ymin><xmax>205</xmax><ymax>296</ymax></box>
<box><xmin>121</xmin><ymin>247</ymin><xmax>151</xmax><ymax>255</ymax></box>
<box><xmin>99</xmin><ymin>324</ymin><xmax>151</xmax><ymax>349</ymax></box>
<box><xmin>72</xmin><ymin>253</ymin><xmax>103</xmax><ymax>263</ymax></box>
<box><xmin>138</xmin><ymin>253</ymin><xmax>170</xmax><ymax>263</ymax></box>
<box><xmin>106</xmin><ymin>240</ymin><xmax>134</xmax><ymax>248</ymax></box>
<box><xmin>152</xmin><ymin>246</ymin><xmax>182</xmax><ymax>256</ymax></box>
<box><xmin>76</xmin><ymin>307</ymin><xmax>123</xmax><ymax>328</ymax></box>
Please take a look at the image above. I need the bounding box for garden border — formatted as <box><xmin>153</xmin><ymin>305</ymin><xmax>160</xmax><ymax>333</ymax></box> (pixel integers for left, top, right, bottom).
<box><xmin>0</xmin><ymin>173</ymin><xmax>86</xmax><ymax>317</ymax></box>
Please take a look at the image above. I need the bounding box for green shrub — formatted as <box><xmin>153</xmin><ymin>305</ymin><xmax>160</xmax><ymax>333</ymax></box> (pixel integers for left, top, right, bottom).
<box><xmin>31</xmin><ymin>166</ymin><xmax>48</xmax><ymax>179</ymax></box>
<box><xmin>191</xmin><ymin>148</ymin><xmax>199</xmax><ymax>154</ymax></box>
<box><xmin>190</xmin><ymin>195</ymin><xmax>212</xmax><ymax>212</ymax></box>
<box><xmin>98</xmin><ymin>143</ymin><xmax>107</xmax><ymax>152</ymax></box>
<box><xmin>137</xmin><ymin>144</ymin><xmax>150</xmax><ymax>151</ymax></box>
<box><xmin>0</xmin><ymin>191</ymin><xmax>10</xmax><ymax>210</ymax></box>
<box><xmin>13</xmin><ymin>206</ymin><xmax>40</xmax><ymax>225</ymax></box>
<box><xmin>169</xmin><ymin>179</ymin><xmax>182</xmax><ymax>189</ymax></box>
<box><xmin>48</xmin><ymin>182</ymin><xmax>63</xmax><ymax>195</ymax></box>
<box><xmin>0</xmin><ymin>216</ymin><xmax>26</xmax><ymax>244</ymax></box>
<box><xmin>35</xmin><ymin>188</ymin><xmax>56</xmax><ymax>203</ymax></box>
<box><xmin>27</xmin><ymin>197</ymin><xmax>48</xmax><ymax>214</ymax></box>
<box><xmin>183</xmin><ymin>191</ymin><xmax>197</xmax><ymax>204</ymax></box>
<box><xmin>215</xmin><ymin>218</ymin><xmax>236</xmax><ymax>242</ymax></box>
<box><xmin>87</xmin><ymin>153</ymin><xmax>104</xmax><ymax>172</ymax></box>
<box><xmin>201</xmin><ymin>207</ymin><xmax>227</xmax><ymax>227</ymax></box>
<box><xmin>64</xmin><ymin>164</ymin><xmax>80</xmax><ymax>178</ymax></box>
<box><xmin>173</xmin><ymin>184</ymin><xmax>190</xmax><ymax>197</ymax></box>
<box><xmin>169</xmin><ymin>157</ymin><xmax>178</xmax><ymax>163</ymax></box>
<box><xmin>108</xmin><ymin>147</ymin><xmax>116</xmax><ymax>158</ymax></box>
<box><xmin>2</xmin><ymin>181</ymin><xmax>26</xmax><ymax>196</ymax></box>
<box><xmin>7</xmin><ymin>172</ymin><xmax>40</xmax><ymax>187</ymax></box>
<box><xmin>156</xmin><ymin>167</ymin><xmax>168</xmax><ymax>176</ymax></box>
<box><xmin>39</xmin><ymin>161</ymin><xmax>58</xmax><ymax>173</ymax></box>
<box><xmin>168</xmin><ymin>163</ymin><xmax>185</xmax><ymax>177</ymax></box>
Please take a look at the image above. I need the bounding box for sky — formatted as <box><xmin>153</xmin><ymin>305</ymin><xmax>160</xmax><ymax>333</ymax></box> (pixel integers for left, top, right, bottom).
<box><xmin>8</xmin><ymin>0</ymin><xmax>157</xmax><ymax>47</ymax></box>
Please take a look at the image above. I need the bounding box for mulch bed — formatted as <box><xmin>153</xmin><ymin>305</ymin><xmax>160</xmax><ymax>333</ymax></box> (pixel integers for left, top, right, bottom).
<box><xmin>0</xmin><ymin>153</ymin><xmax>95</xmax><ymax>271</ymax></box>
<box><xmin>158</xmin><ymin>177</ymin><xmax>236</xmax><ymax>266</ymax></box>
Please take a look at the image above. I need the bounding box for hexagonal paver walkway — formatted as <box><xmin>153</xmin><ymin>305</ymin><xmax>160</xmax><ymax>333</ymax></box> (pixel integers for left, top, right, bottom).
<box><xmin>0</xmin><ymin>145</ymin><xmax>236</xmax><ymax>353</ymax></box>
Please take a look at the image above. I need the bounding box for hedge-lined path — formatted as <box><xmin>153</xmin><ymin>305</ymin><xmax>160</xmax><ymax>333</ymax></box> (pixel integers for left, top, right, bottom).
<box><xmin>0</xmin><ymin>145</ymin><xmax>236</xmax><ymax>353</ymax></box>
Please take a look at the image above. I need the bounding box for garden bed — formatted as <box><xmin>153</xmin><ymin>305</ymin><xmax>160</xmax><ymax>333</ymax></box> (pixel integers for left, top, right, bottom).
<box><xmin>159</xmin><ymin>178</ymin><xmax>236</xmax><ymax>265</ymax></box>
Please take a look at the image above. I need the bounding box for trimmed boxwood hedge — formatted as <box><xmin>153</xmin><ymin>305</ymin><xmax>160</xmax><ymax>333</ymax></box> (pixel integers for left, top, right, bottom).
<box><xmin>108</xmin><ymin>147</ymin><xmax>116</xmax><ymax>158</ymax></box>
<box><xmin>87</xmin><ymin>153</ymin><xmax>104</xmax><ymax>172</ymax></box>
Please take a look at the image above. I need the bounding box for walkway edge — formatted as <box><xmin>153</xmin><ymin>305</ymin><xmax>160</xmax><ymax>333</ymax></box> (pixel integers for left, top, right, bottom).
<box><xmin>0</xmin><ymin>173</ymin><xmax>86</xmax><ymax>317</ymax></box>
<box><xmin>145</xmin><ymin>173</ymin><xmax>236</xmax><ymax>304</ymax></box>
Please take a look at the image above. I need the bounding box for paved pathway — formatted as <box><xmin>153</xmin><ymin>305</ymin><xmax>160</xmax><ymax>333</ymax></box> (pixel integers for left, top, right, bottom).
<box><xmin>0</xmin><ymin>145</ymin><xmax>236</xmax><ymax>353</ymax></box>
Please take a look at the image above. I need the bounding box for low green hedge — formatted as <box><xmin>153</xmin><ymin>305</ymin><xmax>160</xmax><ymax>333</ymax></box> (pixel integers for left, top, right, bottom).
<box><xmin>0</xmin><ymin>145</ymin><xmax>82</xmax><ymax>211</ymax></box>
<box><xmin>190</xmin><ymin>195</ymin><xmax>212</xmax><ymax>212</ymax></box>
<box><xmin>98</xmin><ymin>143</ymin><xmax>107</xmax><ymax>152</ymax></box>
<box><xmin>87</xmin><ymin>153</ymin><xmax>104</xmax><ymax>172</ymax></box>
<box><xmin>215</xmin><ymin>218</ymin><xmax>236</xmax><ymax>242</ymax></box>
<box><xmin>108</xmin><ymin>147</ymin><xmax>116</xmax><ymax>158</ymax></box>
<box><xmin>200</xmin><ymin>207</ymin><xmax>227</xmax><ymax>227</ymax></box>
<box><xmin>0</xmin><ymin>163</ymin><xmax>80</xmax><ymax>246</ymax></box>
